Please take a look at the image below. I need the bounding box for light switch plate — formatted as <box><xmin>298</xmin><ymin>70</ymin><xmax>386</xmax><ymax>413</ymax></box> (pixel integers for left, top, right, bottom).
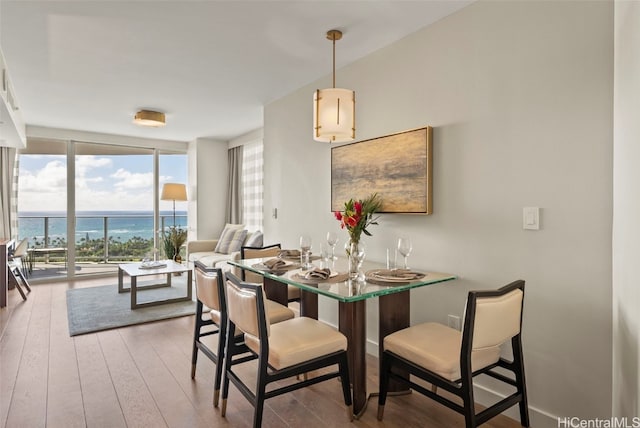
<box><xmin>523</xmin><ymin>207</ymin><xmax>539</xmax><ymax>230</ymax></box>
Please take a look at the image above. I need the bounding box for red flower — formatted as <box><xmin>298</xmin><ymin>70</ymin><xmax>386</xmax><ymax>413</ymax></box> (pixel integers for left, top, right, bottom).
<box><xmin>333</xmin><ymin>194</ymin><xmax>382</xmax><ymax>242</ymax></box>
<box><xmin>346</xmin><ymin>216</ymin><xmax>358</xmax><ymax>228</ymax></box>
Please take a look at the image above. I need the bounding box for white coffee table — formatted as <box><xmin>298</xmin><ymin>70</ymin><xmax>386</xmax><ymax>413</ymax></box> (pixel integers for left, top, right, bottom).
<box><xmin>118</xmin><ymin>260</ymin><xmax>192</xmax><ymax>309</ymax></box>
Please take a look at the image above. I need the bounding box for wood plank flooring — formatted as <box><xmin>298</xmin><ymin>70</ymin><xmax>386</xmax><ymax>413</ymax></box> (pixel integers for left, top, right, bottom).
<box><xmin>0</xmin><ymin>277</ymin><xmax>523</xmax><ymax>428</ymax></box>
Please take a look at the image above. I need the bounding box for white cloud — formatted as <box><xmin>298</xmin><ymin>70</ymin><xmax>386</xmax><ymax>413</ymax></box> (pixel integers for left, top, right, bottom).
<box><xmin>76</xmin><ymin>156</ymin><xmax>111</xmax><ymax>178</ymax></box>
<box><xmin>111</xmin><ymin>168</ymin><xmax>154</xmax><ymax>190</ymax></box>
<box><xmin>19</xmin><ymin>160</ymin><xmax>66</xmax><ymax>193</ymax></box>
<box><xmin>18</xmin><ymin>157</ymin><xmax>186</xmax><ymax>212</ymax></box>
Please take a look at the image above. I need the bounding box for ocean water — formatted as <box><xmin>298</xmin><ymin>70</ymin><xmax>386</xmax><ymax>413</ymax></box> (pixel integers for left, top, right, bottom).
<box><xmin>18</xmin><ymin>211</ymin><xmax>187</xmax><ymax>246</ymax></box>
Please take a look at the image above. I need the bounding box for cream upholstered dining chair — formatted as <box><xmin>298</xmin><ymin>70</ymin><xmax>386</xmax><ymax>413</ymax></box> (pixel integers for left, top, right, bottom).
<box><xmin>241</xmin><ymin>243</ymin><xmax>301</xmax><ymax>302</ymax></box>
<box><xmin>377</xmin><ymin>280</ymin><xmax>529</xmax><ymax>428</ymax></box>
<box><xmin>190</xmin><ymin>262</ymin><xmax>294</xmax><ymax>407</ymax></box>
<box><xmin>221</xmin><ymin>272</ymin><xmax>352</xmax><ymax>427</ymax></box>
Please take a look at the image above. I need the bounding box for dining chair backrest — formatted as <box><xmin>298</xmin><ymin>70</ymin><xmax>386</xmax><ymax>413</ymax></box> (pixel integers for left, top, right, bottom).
<box><xmin>194</xmin><ymin>261</ymin><xmax>223</xmax><ymax>313</ymax></box>
<box><xmin>470</xmin><ymin>288</ymin><xmax>523</xmax><ymax>351</ymax></box>
<box><xmin>240</xmin><ymin>243</ymin><xmax>281</xmax><ymax>283</ymax></box>
<box><xmin>225</xmin><ymin>273</ymin><xmax>268</xmax><ymax>340</ymax></box>
<box><xmin>462</xmin><ymin>280</ymin><xmax>525</xmax><ymax>359</ymax></box>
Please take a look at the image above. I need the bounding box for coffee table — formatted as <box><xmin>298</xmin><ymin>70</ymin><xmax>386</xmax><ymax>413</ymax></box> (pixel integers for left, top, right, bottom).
<box><xmin>118</xmin><ymin>260</ymin><xmax>192</xmax><ymax>309</ymax></box>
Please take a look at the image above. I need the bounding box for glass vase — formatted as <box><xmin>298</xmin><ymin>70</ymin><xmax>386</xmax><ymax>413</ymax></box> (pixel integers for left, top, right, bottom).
<box><xmin>346</xmin><ymin>239</ymin><xmax>366</xmax><ymax>281</ymax></box>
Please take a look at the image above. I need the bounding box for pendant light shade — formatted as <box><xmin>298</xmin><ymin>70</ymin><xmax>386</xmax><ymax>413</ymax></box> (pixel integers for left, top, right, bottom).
<box><xmin>313</xmin><ymin>30</ymin><xmax>355</xmax><ymax>143</ymax></box>
<box><xmin>314</xmin><ymin>88</ymin><xmax>355</xmax><ymax>143</ymax></box>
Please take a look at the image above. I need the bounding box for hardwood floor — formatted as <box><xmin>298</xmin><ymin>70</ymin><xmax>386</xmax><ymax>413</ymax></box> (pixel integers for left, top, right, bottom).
<box><xmin>0</xmin><ymin>278</ymin><xmax>523</xmax><ymax>428</ymax></box>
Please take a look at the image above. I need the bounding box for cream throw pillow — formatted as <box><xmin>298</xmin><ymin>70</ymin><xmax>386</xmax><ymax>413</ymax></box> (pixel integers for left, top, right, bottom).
<box><xmin>215</xmin><ymin>223</ymin><xmax>245</xmax><ymax>254</ymax></box>
<box><xmin>227</xmin><ymin>229</ymin><xmax>248</xmax><ymax>254</ymax></box>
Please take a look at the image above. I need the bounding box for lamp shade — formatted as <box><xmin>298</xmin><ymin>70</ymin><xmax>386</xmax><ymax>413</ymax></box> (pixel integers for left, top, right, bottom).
<box><xmin>313</xmin><ymin>88</ymin><xmax>355</xmax><ymax>143</ymax></box>
<box><xmin>161</xmin><ymin>183</ymin><xmax>187</xmax><ymax>201</ymax></box>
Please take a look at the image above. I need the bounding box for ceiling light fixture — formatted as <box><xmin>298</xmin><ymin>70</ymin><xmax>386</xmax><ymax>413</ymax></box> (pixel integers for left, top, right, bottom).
<box><xmin>134</xmin><ymin>109</ymin><xmax>166</xmax><ymax>127</ymax></box>
<box><xmin>313</xmin><ymin>29</ymin><xmax>355</xmax><ymax>143</ymax></box>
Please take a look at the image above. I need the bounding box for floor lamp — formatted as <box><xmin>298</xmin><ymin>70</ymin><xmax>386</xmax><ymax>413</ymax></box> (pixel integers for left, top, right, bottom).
<box><xmin>161</xmin><ymin>183</ymin><xmax>187</xmax><ymax>227</ymax></box>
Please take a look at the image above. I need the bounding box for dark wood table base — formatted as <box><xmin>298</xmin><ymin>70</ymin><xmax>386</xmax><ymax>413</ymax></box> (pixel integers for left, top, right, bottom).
<box><xmin>263</xmin><ymin>277</ymin><xmax>411</xmax><ymax>417</ymax></box>
<box><xmin>339</xmin><ymin>299</ymin><xmax>367</xmax><ymax>415</ymax></box>
<box><xmin>379</xmin><ymin>291</ymin><xmax>411</xmax><ymax>392</ymax></box>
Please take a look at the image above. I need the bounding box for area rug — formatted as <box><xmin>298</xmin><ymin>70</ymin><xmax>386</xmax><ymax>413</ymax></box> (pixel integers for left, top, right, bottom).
<box><xmin>66</xmin><ymin>276</ymin><xmax>195</xmax><ymax>336</ymax></box>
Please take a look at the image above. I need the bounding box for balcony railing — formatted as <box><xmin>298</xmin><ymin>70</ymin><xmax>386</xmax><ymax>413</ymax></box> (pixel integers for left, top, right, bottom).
<box><xmin>18</xmin><ymin>213</ymin><xmax>187</xmax><ymax>277</ymax></box>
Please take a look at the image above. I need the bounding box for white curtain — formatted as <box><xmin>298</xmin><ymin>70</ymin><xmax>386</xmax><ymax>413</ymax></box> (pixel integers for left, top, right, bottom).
<box><xmin>241</xmin><ymin>142</ymin><xmax>263</xmax><ymax>232</ymax></box>
<box><xmin>0</xmin><ymin>147</ymin><xmax>18</xmax><ymax>239</ymax></box>
<box><xmin>226</xmin><ymin>146</ymin><xmax>243</xmax><ymax>224</ymax></box>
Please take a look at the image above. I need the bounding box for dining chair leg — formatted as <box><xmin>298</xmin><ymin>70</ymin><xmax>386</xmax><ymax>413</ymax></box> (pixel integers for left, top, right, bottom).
<box><xmin>513</xmin><ymin>336</ymin><xmax>530</xmax><ymax>427</ymax></box>
<box><xmin>338</xmin><ymin>352</ymin><xmax>354</xmax><ymax>421</ymax></box>
<box><xmin>377</xmin><ymin>353</ymin><xmax>391</xmax><ymax>420</ymax></box>
<box><xmin>213</xmin><ymin>320</ymin><xmax>226</xmax><ymax>407</ymax></box>
<box><xmin>253</xmin><ymin>359</ymin><xmax>268</xmax><ymax>428</ymax></box>
<box><xmin>191</xmin><ymin>301</ymin><xmax>204</xmax><ymax>379</ymax></box>
<box><xmin>461</xmin><ymin>373</ymin><xmax>476</xmax><ymax>428</ymax></box>
<box><xmin>220</xmin><ymin>324</ymin><xmax>235</xmax><ymax>417</ymax></box>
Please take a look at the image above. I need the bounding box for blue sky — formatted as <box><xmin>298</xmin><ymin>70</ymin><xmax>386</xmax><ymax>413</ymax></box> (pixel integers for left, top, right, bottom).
<box><xmin>18</xmin><ymin>154</ymin><xmax>188</xmax><ymax>212</ymax></box>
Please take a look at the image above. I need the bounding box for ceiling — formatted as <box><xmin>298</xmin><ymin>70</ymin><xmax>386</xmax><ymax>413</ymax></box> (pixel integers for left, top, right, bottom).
<box><xmin>0</xmin><ymin>1</ymin><xmax>472</xmax><ymax>143</ymax></box>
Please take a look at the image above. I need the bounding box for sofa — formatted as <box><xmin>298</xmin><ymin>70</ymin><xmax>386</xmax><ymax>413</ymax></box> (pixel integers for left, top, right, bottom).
<box><xmin>187</xmin><ymin>227</ymin><xmax>263</xmax><ymax>271</ymax></box>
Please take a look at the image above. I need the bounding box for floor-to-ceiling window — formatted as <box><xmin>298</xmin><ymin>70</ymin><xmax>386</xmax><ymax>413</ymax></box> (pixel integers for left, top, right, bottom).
<box><xmin>17</xmin><ymin>138</ymin><xmax>187</xmax><ymax>280</ymax></box>
<box><xmin>17</xmin><ymin>140</ymin><xmax>68</xmax><ymax>278</ymax></box>
<box><xmin>74</xmin><ymin>142</ymin><xmax>154</xmax><ymax>276</ymax></box>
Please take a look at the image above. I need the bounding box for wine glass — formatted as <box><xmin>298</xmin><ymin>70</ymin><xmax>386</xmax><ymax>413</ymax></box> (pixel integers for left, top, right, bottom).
<box><xmin>320</xmin><ymin>242</ymin><xmax>331</xmax><ymax>268</ymax></box>
<box><xmin>326</xmin><ymin>232</ymin><xmax>339</xmax><ymax>260</ymax></box>
<box><xmin>397</xmin><ymin>237</ymin><xmax>412</xmax><ymax>269</ymax></box>
<box><xmin>299</xmin><ymin>235</ymin><xmax>312</xmax><ymax>269</ymax></box>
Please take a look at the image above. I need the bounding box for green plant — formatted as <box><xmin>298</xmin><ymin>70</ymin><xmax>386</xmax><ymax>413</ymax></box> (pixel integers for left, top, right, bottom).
<box><xmin>161</xmin><ymin>226</ymin><xmax>187</xmax><ymax>260</ymax></box>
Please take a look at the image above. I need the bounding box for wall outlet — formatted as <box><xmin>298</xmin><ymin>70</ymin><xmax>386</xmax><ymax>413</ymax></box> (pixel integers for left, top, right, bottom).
<box><xmin>448</xmin><ymin>314</ymin><xmax>461</xmax><ymax>331</ymax></box>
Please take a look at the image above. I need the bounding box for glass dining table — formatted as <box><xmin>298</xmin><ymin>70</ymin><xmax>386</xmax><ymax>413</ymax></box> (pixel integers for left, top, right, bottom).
<box><xmin>228</xmin><ymin>256</ymin><xmax>457</xmax><ymax>417</ymax></box>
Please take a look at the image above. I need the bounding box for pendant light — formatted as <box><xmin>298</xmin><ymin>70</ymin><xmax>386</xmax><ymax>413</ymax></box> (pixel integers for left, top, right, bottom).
<box><xmin>313</xmin><ymin>30</ymin><xmax>355</xmax><ymax>143</ymax></box>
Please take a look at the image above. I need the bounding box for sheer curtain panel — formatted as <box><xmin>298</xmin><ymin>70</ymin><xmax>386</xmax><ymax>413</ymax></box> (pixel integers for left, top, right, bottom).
<box><xmin>241</xmin><ymin>142</ymin><xmax>263</xmax><ymax>232</ymax></box>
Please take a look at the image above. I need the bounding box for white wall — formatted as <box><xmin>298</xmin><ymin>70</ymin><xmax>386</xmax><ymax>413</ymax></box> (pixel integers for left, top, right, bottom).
<box><xmin>264</xmin><ymin>1</ymin><xmax>613</xmax><ymax>424</ymax></box>
<box><xmin>188</xmin><ymin>137</ymin><xmax>228</xmax><ymax>239</ymax></box>
<box><xmin>188</xmin><ymin>129</ymin><xmax>263</xmax><ymax>240</ymax></box>
<box><xmin>613</xmin><ymin>0</ymin><xmax>640</xmax><ymax>417</ymax></box>
<box><xmin>229</xmin><ymin>127</ymin><xmax>263</xmax><ymax>149</ymax></box>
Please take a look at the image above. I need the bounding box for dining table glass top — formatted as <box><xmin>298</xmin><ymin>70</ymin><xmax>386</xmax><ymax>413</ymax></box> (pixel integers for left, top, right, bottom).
<box><xmin>228</xmin><ymin>257</ymin><xmax>457</xmax><ymax>303</ymax></box>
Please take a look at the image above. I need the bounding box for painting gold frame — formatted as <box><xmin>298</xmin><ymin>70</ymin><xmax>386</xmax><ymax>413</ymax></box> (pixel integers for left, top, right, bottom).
<box><xmin>331</xmin><ymin>126</ymin><xmax>433</xmax><ymax>214</ymax></box>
